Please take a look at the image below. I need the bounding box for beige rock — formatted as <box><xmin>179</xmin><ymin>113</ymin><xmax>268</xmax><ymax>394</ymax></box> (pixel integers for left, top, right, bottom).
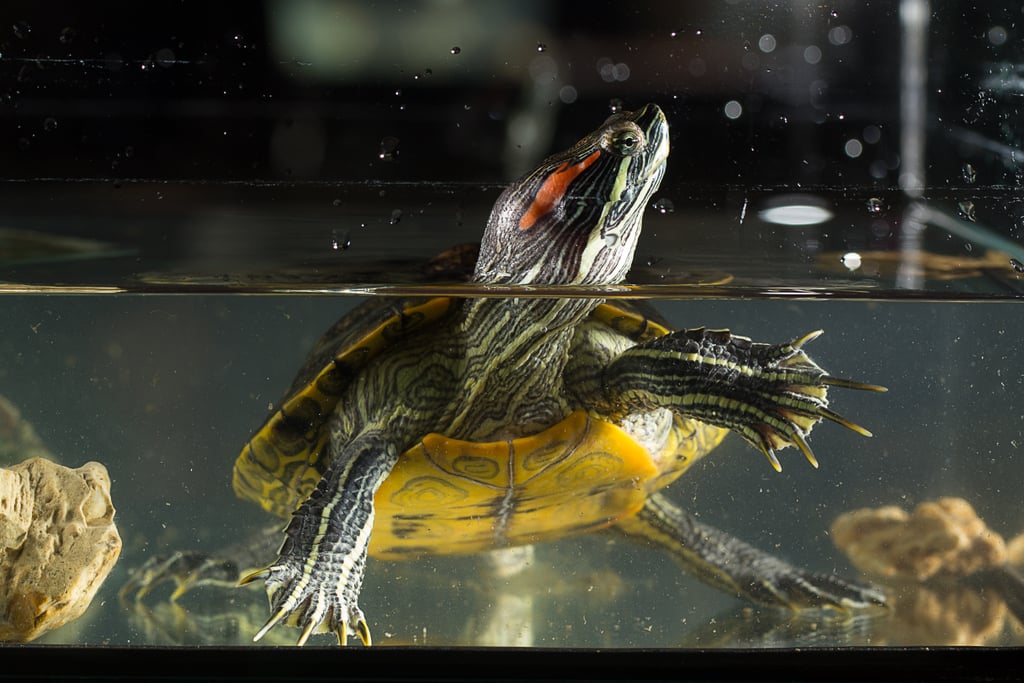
<box><xmin>831</xmin><ymin>497</ymin><xmax>1007</xmax><ymax>582</ymax></box>
<box><xmin>1008</xmin><ymin>533</ymin><xmax>1024</xmax><ymax>568</ymax></box>
<box><xmin>0</xmin><ymin>458</ymin><xmax>121</xmax><ymax>642</ymax></box>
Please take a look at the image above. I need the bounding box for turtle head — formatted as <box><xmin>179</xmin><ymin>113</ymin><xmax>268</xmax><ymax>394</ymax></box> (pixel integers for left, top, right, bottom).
<box><xmin>475</xmin><ymin>103</ymin><xmax>669</xmax><ymax>285</ymax></box>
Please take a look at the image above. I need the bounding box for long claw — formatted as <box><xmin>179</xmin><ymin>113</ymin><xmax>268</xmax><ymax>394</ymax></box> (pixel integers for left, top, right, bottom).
<box><xmin>791</xmin><ymin>329</ymin><xmax>824</xmax><ymax>348</ymax></box>
<box><xmin>356</xmin><ymin>618</ymin><xmax>372</xmax><ymax>646</ymax></box>
<box><xmin>238</xmin><ymin>568</ymin><xmax>268</xmax><ymax>586</ymax></box>
<box><xmin>824</xmin><ymin>376</ymin><xmax>888</xmax><ymax>393</ymax></box>
<box><xmin>335</xmin><ymin>622</ymin><xmax>347</xmax><ymax>646</ymax></box>
<box><xmin>761</xmin><ymin>444</ymin><xmax>783</xmax><ymax>473</ymax></box>
<box><xmin>253</xmin><ymin>605</ymin><xmax>288</xmax><ymax>643</ymax></box>
<box><xmin>792</xmin><ymin>430</ymin><xmax>819</xmax><ymax>469</ymax></box>
<box><xmin>821</xmin><ymin>408</ymin><xmax>874</xmax><ymax>437</ymax></box>
<box><xmin>296</xmin><ymin>617</ymin><xmax>318</xmax><ymax>647</ymax></box>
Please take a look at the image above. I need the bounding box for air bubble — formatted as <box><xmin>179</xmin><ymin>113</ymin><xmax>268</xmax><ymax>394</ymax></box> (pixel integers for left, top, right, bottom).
<box><xmin>958</xmin><ymin>200</ymin><xmax>976</xmax><ymax>222</ymax></box>
<box><xmin>866</xmin><ymin>197</ymin><xmax>885</xmax><ymax>215</ymax></box>
<box><xmin>962</xmin><ymin>163</ymin><xmax>976</xmax><ymax>184</ymax></box>
<box><xmin>42</xmin><ymin>117</ymin><xmax>57</xmax><ymax>132</ymax></box>
<box><xmin>450</xmin><ymin>46</ymin><xmax>461</xmax><ymax>55</ymax></box>
<box><xmin>651</xmin><ymin>198</ymin><xmax>675</xmax><ymax>214</ymax></box>
<box><xmin>331</xmin><ymin>230</ymin><xmax>351</xmax><ymax>251</ymax></box>
<box><xmin>378</xmin><ymin>136</ymin><xmax>400</xmax><ymax>162</ymax></box>
<box><xmin>536</xmin><ymin>42</ymin><xmax>547</xmax><ymax>53</ymax></box>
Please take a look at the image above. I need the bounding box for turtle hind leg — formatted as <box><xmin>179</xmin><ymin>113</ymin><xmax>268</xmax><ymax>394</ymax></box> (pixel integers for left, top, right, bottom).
<box><xmin>119</xmin><ymin>525</ymin><xmax>283</xmax><ymax>604</ymax></box>
<box><xmin>119</xmin><ymin>551</ymin><xmax>242</xmax><ymax>603</ymax></box>
<box><xmin>613</xmin><ymin>493</ymin><xmax>887</xmax><ymax>611</ymax></box>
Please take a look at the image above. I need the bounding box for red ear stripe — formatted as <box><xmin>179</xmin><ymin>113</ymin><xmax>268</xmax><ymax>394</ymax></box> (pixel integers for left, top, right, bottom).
<box><xmin>518</xmin><ymin>149</ymin><xmax>602</xmax><ymax>230</ymax></box>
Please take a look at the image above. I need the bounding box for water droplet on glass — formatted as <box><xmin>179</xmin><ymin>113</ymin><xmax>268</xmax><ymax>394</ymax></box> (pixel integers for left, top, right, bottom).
<box><xmin>155</xmin><ymin>48</ymin><xmax>176</xmax><ymax>68</ymax></box>
<box><xmin>962</xmin><ymin>162</ymin><xmax>976</xmax><ymax>184</ymax></box>
<box><xmin>964</xmin><ymin>242</ymin><xmax>973</xmax><ymax>253</ymax></box>
<box><xmin>332</xmin><ymin>198</ymin><xmax>341</xmax><ymax>207</ymax></box>
<box><xmin>378</xmin><ymin>136</ymin><xmax>400</xmax><ymax>162</ymax></box>
<box><xmin>389</xmin><ymin>209</ymin><xmax>403</xmax><ymax>225</ymax></box>
<box><xmin>866</xmin><ymin>197</ymin><xmax>885</xmax><ymax>215</ymax></box>
<box><xmin>12</xmin><ymin>21</ymin><xmax>31</xmax><ymax>40</ymax></box>
<box><xmin>42</xmin><ymin>117</ymin><xmax>57</xmax><ymax>132</ymax></box>
<box><xmin>608</xmin><ymin>98</ymin><xmax>624</xmax><ymax>114</ymax></box>
<box><xmin>651</xmin><ymin>198</ymin><xmax>675</xmax><ymax>214</ymax></box>
<box><xmin>1010</xmin><ymin>257</ymin><xmax>1024</xmax><ymax>273</ymax></box>
<box><xmin>59</xmin><ymin>27</ymin><xmax>76</xmax><ymax>45</ymax></box>
<box><xmin>394</xmin><ymin>89</ymin><xmax>402</xmax><ymax>97</ymax></box>
<box><xmin>331</xmin><ymin>230</ymin><xmax>351</xmax><ymax>251</ymax></box>
<box><xmin>958</xmin><ymin>200</ymin><xmax>976</xmax><ymax>222</ymax></box>
<box><xmin>536</xmin><ymin>42</ymin><xmax>547</xmax><ymax>53</ymax></box>
<box><xmin>450</xmin><ymin>46</ymin><xmax>461</xmax><ymax>55</ymax></box>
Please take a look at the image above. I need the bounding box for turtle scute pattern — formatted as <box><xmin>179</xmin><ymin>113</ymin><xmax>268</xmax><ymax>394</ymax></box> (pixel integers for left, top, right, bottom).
<box><xmin>232</xmin><ymin>297</ymin><xmax>456</xmax><ymax>520</ymax></box>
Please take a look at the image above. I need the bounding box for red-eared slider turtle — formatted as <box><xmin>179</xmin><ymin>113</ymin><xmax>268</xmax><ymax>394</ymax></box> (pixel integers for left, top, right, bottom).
<box><xmin>124</xmin><ymin>104</ymin><xmax>886</xmax><ymax>645</ymax></box>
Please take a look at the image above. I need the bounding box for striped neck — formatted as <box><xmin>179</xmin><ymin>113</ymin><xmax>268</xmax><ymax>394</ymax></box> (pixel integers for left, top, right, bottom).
<box><xmin>444</xmin><ymin>295</ymin><xmax>600</xmax><ymax>441</ymax></box>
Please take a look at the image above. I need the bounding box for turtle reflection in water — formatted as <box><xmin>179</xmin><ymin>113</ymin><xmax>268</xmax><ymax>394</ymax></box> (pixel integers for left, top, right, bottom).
<box><xmin>123</xmin><ymin>104</ymin><xmax>887</xmax><ymax>645</ymax></box>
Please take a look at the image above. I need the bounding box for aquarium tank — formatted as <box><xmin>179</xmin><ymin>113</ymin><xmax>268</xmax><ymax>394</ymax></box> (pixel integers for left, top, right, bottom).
<box><xmin>0</xmin><ymin>0</ymin><xmax>1021</xmax><ymax>680</ymax></box>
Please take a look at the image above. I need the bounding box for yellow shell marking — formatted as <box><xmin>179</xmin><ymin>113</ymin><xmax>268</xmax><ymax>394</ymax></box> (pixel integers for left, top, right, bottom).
<box><xmin>369</xmin><ymin>410</ymin><xmax>723</xmax><ymax>559</ymax></box>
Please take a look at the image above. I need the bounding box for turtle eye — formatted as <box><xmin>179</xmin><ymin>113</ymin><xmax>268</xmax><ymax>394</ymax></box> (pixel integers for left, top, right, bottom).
<box><xmin>601</xmin><ymin>123</ymin><xmax>645</xmax><ymax>157</ymax></box>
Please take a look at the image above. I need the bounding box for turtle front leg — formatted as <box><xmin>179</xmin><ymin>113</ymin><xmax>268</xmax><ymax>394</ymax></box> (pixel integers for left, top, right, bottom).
<box><xmin>242</xmin><ymin>431</ymin><xmax>398</xmax><ymax>646</ymax></box>
<box><xmin>604</xmin><ymin>327</ymin><xmax>886</xmax><ymax>471</ymax></box>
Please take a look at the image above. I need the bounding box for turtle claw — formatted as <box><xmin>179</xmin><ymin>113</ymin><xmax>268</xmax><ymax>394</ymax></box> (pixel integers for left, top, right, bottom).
<box><xmin>249</xmin><ymin>558</ymin><xmax>372</xmax><ymax>646</ymax></box>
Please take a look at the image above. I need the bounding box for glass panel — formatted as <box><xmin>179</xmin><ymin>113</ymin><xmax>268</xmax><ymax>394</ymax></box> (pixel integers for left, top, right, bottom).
<box><xmin>0</xmin><ymin>0</ymin><xmax>1020</xmax><ymax>655</ymax></box>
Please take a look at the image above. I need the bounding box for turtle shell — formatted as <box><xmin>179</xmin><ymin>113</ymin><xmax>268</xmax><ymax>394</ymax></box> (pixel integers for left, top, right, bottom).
<box><xmin>232</xmin><ymin>298</ymin><xmax>727</xmax><ymax>560</ymax></box>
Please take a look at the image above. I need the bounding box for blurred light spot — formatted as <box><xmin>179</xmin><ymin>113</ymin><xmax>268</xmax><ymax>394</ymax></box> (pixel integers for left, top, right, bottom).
<box><xmin>988</xmin><ymin>26</ymin><xmax>1008</xmax><ymax>46</ymax></box>
<box><xmin>828</xmin><ymin>25</ymin><xmax>853</xmax><ymax>45</ymax></box>
<box><xmin>841</xmin><ymin>252</ymin><xmax>862</xmax><ymax>271</ymax></box>
<box><xmin>758</xmin><ymin>34</ymin><xmax>777</xmax><ymax>53</ymax></box>
<box><xmin>558</xmin><ymin>85</ymin><xmax>578</xmax><ymax>104</ymax></box>
<box><xmin>597</xmin><ymin>57</ymin><xmax>630</xmax><ymax>82</ymax></box>
<box><xmin>862</xmin><ymin>125</ymin><xmax>882</xmax><ymax>144</ymax></box>
<box><xmin>844</xmin><ymin>138</ymin><xmax>863</xmax><ymax>158</ymax></box>
<box><xmin>758</xmin><ymin>196</ymin><xmax>833</xmax><ymax>226</ymax></box>
<box><xmin>724</xmin><ymin>100</ymin><xmax>742</xmax><ymax>119</ymax></box>
<box><xmin>803</xmin><ymin>45</ymin><xmax>822</xmax><ymax>64</ymax></box>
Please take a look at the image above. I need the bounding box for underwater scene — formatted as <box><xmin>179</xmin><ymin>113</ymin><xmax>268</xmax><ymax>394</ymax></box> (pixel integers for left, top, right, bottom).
<box><xmin>0</xmin><ymin>0</ymin><xmax>1022</xmax><ymax>651</ymax></box>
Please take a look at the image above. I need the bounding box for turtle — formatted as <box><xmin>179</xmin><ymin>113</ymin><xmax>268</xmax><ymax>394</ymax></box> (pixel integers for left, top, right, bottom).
<box><xmin>123</xmin><ymin>103</ymin><xmax>887</xmax><ymax>645</ymax></box>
